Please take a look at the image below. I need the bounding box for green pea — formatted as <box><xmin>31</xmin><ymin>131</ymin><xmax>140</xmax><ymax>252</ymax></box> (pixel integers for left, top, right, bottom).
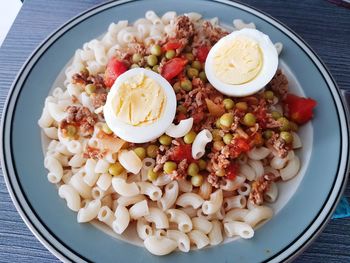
<box><xmin>165</xmin><ymin>49</ymin><xmax>175</xmax><ymax>59</ymax></box>
<box><xmin>152</xmin><ymin>65</ymin><xmax>159</xmax><ymax>73</ymax></box>
<box><xmin>163</xmin><ymin>161</ymin><xmax>177</xmax><ymax>174</ymax></box>
<box><xmin>145</xmin><ymin>66</ymin><xmax>152</xmax><ymax>70</ymax></box>
<box><xmin>223</xmin><ymin>98</ymin><xmax>234</xmax><ymax>110</ymax></box>
<box><xmin>264</xmin><ymin>90</ymin><xmax>274</xmax><ymax>100</ymax></box>
<box><xmin>146</xmin><ymin>144</ymin><xmax>158</xmax><ymax>158</ymax></box>
<box><xmin>184</xmin><ymin>131</ymin><xmax>197</xmax><ymax>144</ymax></box>
<box><xmin>220</xmin><ymin>113</ymin><xmax>234</xmax><ymax>128</ymax></box>
<box><xmin>271</xmin><ymin>111</ymin><xmax>282</xmax><ymax>120</ymax></box>
<box><xmin>191</xmin><ymin>174</ymin><xmax>203</xmax><ymax>187</ymax></box>
<box><xmin>187</xmin><ymin>67</ymin><xmax>199</xmax><ymax>79</ymax></box>
<box><xmin>216</xmin><ymin>169</ymin><xmax>225</xmax><ymax>177</ymax></box>
<box><xmin>159</xmin><ymin>134</ymin><xmax>172</xmax><ymax>146</ymax></box>
<box><xmin>243</xmin><ymin>113</ymin><xmax>256</xmax><ymax>127</ymax></box>
<box><xmin>187</xmin><ymin>163</ymin><xmax>199</xmax><ymax>176</ymax></box>
<box><xmin>215</xmin><ymin>119</ymin><xmax>221</xmax><ymax>129</ymax></box>
<box><xmin>223</xmin><ymin>133</ymin><xmax>233</xmax><ymax>145</ymax></box>
<box><xmin>177</xmin><ymin>104</ymin><xmax>187</xmax><ymax>114</ymax></box>
<box><xmin>173</xmin><ymin>82</ymin><xmax>181</xmax><ymax>92</ymax></box>
<box><xmin>235</xmin><ymin>102</ymin><xmax>248</xmax><ymax>111</ymax></box>
<box><xmin>211</xmin><ymin>129</ymin><xmax>222</xmax><ymax>141</ymax></box>
<box><xmin>147</xmin><ymin>55</ymin><xmax>158</xmax><ymax>66</ymax></box>
<box><xmin>191</xmin><ymin>60</ymin><xmax>202</xmax><ymax>70</ymax></box>
<box><xmin>66</xmin><ymin>125</ymin><xmax>77</xmax><ymax>138</ymax></box>
<box><xmin>180</xmin><ymin>79</ymin><xmax>192</xmax><ymax>91</ymax></box>
<box><xmin>109</xmin><ymin>162</ymin><xmax>124</xmax><ymax>176</ymax></box>
<box><xmin>213</xmin><ymin>141</ymin><xmax>225</xmax><ymax>151</ymax></box>
<box><xmin>134</xmin><ymin>147</ymin><xmax>146</xmax><ymax>160</ymax></box>
<box><xmin>263</xmin><ymin>130</ymin><xmax>273</xmax><ymax>139</ymax></box>
<box><xmin>147</xmin><ymin>169</ymin><xmax>158</xmax><ymax>181</ymax></box>
<box><xmin>132</xmin><ymin>53</ymin><xmax>142</xmax><ymax>63</ymax></box>
<box><xmin>85</xmin><ymin>84</ymin><xmax>96</xmax><ymax>95</ymax></box>
<box><xmin>198</xmin><ymin>159</ymin><xmax>207</xmax><ymax>170</ymax></box>
<box><xmin>278</xmin><ymin>117</ymin><xmax>290</xmax><ymax>131</ymax></box>
<box><xmin>185</xmin><ymin>53</ymin><xmax>194</xmax><ymax>61</ymax></box>
<box><xmin>199</xmin><ymin>71</ymin><xmax>207</xmax><ymax>82</ymax></box>
<box><xmin>130</xmin><ymin>63</ymin><xmax>140</xmax><ymax>69</ymax></box>
<box><xmin>280</xmin><ymin>131</ymin><xmax>293</xmax><ymax>144</ymax></box>
<box><xmin>101</xmin><ymin>123</ymin><xmax>113</xmax><ymax>135</ymax></box>
<box><xmin>151</xmin><ymin>45</ymin><xmax>162</xmax><ymax>56</ymax></box>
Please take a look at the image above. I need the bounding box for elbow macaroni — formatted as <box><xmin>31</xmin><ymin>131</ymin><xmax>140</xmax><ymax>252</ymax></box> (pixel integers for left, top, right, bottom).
<box><xmin>166</xmin><ymin>209</ymin><xmax>193</xmax><ymax>233</ymax></box>
<box><xmin>202</xmin><ymin>189</ymin><xmax>223</xmax><ymax>215</ymax></box>
<box><xmin>157</xmin><ymin>181</ymin><xmax>178</xmax><ymax>211</ymax></box>
<box><xmin>165</xmin><ymin>118</ymin><xmax>193</xmax><ymax>138</ymax></box>
<box><xmin>77</xmin><ymin>199</ymin><xmax>101</xmax><ymax>223</ymax></box>
<box><xmin>137</xmin><ymin>182</ymin><xmax>162</xmax><ymax>201</ymax></box>
<box><xmin>118</xmin><ymin>150</ymin><xmax>142</xmax><ymax>174</ymax></box>
<box><xmin>176</xmin><ymin>193</ymin><xmax>204</xmax><ymax>209</ymax></box>
<box><xmin>188</xmin><ymin>230</ymin><xmax>210</xmax><ymax>249</ymax></box>
<box><xmin>113</xmin><ymin>205</ymin><xmax>130</xmax><ymax>234</ymax></box>
<box><xmin>112</xmin><ymin>177</ymin><xmax>140</xmax><ymax>197</ymax></box>
<box><xmin>144</xmin><ymin>235</ymin><xmax>177</xmax><ymax>256</ymax></box>
<box><xmin>192</xmin><ymin>129</ymin><xmax>213</xmax><ymax>159</ymax></box>
<box><xmin>145</xmin><ymin>207</ymin><xmax>169</xmax><ymax>229</ymax></box>
<box><xmin>58</xmin><ymin>184</ymin><xmax>80</xmax><ymax>211</ymax></box>
<box><xmin>129</xmin><ymin>200</ymin><xmax>149</xmax><ymax>219</ymax></box>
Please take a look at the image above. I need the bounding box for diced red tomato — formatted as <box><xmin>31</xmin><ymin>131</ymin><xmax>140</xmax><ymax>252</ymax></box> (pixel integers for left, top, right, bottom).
<box><xmin>196</xmin><ymin>45</ymin><xmax>210</xmax><ymax>63</ymax></box>
<box><xmin>169</xmin><ymin>144</ymin><xmax>194</xmax><ymax>162</ymax></box>
<box><xmin>104</xmin><ymin>58</ymin><xmax>128</xmax><ymax>88</ymax></box>
<box><xmin>160</xmin><ymin>58</ymin><xmax>188</xmax><ymax>81</ymax></box>
<box><xmin>192</xmin><ymin>111</ymin><xmax>205</xmax><ymax>124</ymax></box>
<box><xmin>284</xmin><ymin>94</ymin><xmax>317</xmax><ymax>125</ymax></box>
<box><xmin>162</xmin><ymin>40</ymin><xmax>182</xmax><ymax>51</ymax></box>
<box><xmin>226</xmin><ymin>163</ymin><xmax>240</xmax><ymax>180</ymax></box>
<box><xmin>229</xmin><ymin>138</ymin><xmax>251</xmax><ymax>158</ymax></box>
<box><xmin>236</xmin><ymin>138</ymin><xmax>250</xmax><ymax>151</ymax></box>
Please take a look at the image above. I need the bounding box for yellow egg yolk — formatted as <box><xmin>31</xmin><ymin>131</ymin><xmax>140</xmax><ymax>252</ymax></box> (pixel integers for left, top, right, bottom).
<box><xmin>212</xmin><ymin>36</ymin><xmax>263</xmax><ymax>85</ymax></box>
<box><xmin>113</xmin><ymin>73</ymin><xmax>166</xmax><ymax>126</ymax></box>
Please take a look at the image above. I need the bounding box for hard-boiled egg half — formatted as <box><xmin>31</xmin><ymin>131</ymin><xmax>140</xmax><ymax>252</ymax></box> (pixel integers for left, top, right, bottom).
<box><xmin>205</xmin><ymin>28</ymin><xmax>278</xmax><ymax>97</ymax></box>
<box><xmin>104</xmin><ymin>68</ymin><xmax>176</xmax><ymax>143</ymax></box>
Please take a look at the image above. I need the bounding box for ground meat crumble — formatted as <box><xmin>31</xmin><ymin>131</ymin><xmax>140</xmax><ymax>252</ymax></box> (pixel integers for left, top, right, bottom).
<box><xmin>61</xmin><ymin>106</ymin><xmax>97</xmax><ymax>137</ymax></box>
<box><xmin>249</xmin><ymin>173</ymin><xmax>279</xmax><ymax>205</ymax></box>
<box><xmin>171</xmin><ymin>159</ymin><xmax>188</xmax><ymax>180</ymax></box>
<box><xmin>265</xmin><ymin>69</ymin><xmax>288</xmax><ymax>99</ymax></box>
<box><xmin>91</xmin><ymin>93</ymin><xmax>107</xmax><ymax>109</ymax></box>
<box><xmin>175</xmin><ymin>15</ymin><xmax>195</xmax><ymax>39</ymax></box>
<box><xmin>266</xmin><ymin>133</ymin><xmax>290</xmax><ymax>158</ymax></box>
<box><xmin>202</xmin><ymin>20</ymin><xmax>229</xmax><ymax>44</ymax></box>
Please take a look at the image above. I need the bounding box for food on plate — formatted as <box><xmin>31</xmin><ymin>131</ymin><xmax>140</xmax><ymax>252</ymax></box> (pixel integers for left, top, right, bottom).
<box><xmin>38</xmin><ymin>10</ymin><xmax>317</xmax><ymax>256</ymax></box>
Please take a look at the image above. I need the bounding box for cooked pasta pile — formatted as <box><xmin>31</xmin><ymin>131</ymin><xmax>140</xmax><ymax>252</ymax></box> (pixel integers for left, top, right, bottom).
<box><xmin>38</xmin><ymin>11</ymin><xmax>316</xmax><ymax>256</ymax></box>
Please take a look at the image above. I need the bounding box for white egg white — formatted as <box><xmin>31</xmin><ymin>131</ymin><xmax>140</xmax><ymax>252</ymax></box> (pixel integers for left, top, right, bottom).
<box><xmin>205</xmin><ymin>28</ymin><xmax>278</xmax><ymax>97</ymax></box>
<box><xmin>104</xmin><ymin>68</ymin><xmax>176</xmax><ymax>143</ymax></box>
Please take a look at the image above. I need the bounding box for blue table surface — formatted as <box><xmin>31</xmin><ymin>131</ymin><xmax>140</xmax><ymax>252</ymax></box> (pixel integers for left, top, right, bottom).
<box><xmin>0</xmin><ymin>0</ymin><xmax>349</xmax><ymax>262</ymax></box>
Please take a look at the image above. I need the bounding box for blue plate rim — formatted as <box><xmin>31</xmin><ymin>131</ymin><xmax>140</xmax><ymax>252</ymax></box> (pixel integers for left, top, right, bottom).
<box><xmin>1</xmin><ymin>0</ymin><xmax>349</xmax><ymax>262</ymax></box>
